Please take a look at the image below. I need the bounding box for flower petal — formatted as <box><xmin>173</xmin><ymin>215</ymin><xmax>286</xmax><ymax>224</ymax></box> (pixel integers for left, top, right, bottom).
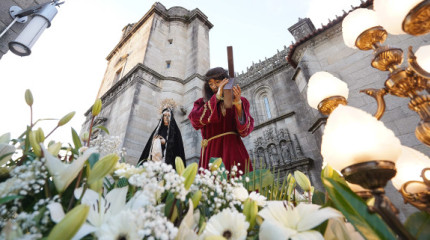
<box><xmin>258</xmin><ymin>201</ymin><xmax>290</xmax><ymax>226</ymax></box>
<box><xmin>291</xmin><ymin>230</ymin><xmax>324</xmax><ymax>240</ymax></box>
<box><xmin>71</xmin><ymin>223</ymin><xmax>97</xmax><ymax>240</ymax></box>
<box><xmin>259</xmin><ymin>220</ymin><xmax>296</xmax><ymax>240</ymax></box>
<box><xmin>105</xmin><ymin>186</ymin><xmax>128</xmax><ymax>215</ymax></box>
<box><xmin>126</xmin><ymin>190</ymin><xmax>151</xmax><ymax>209</ymax></box>
<box><xmin>297</xmin><ymin>205</ymin><xmax>342</xmax><ymax>231</ymax></box>
<box><xmin>47</xmin><ymin>202</ymin><xmax>65</xmax><ymax>223</ymax></box>
<box><xmin>75</xmin><ymin>187</ymin><xmax>99</xmax><ymax>205</ymax></box>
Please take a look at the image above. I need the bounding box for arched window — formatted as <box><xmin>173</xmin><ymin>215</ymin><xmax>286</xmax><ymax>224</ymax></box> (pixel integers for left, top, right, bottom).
<box><xmin>263</xmin><ymin>96</ymin><xmax>272</xmax><ymax>119</ymax></box>
<box><xmin>254</xmin><ymin>86</ymin><xmax>277</xmax><ymax>123</ymax></box>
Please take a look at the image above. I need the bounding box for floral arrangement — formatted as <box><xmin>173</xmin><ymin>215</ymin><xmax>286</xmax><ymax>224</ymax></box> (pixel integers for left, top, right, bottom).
<box><xmin>1</xmin><ymin>90</ymin><xmax>429</xmax><ymax>240</ymax></box>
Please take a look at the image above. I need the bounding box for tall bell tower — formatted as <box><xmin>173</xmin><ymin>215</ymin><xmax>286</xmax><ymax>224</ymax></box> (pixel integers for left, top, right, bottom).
<box><xmin>82</xmin><ymin>2</ymin><xmax>213</xmax><ymax>164</ymax></box>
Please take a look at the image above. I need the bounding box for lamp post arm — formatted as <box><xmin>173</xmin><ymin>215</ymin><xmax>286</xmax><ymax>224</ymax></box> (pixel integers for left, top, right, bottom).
<box><xmin>370</xmin><ymin>188</ymin><xmax>416</xmax><ymax>240</ymax></box>
<box><xmin>0</xmin><ymin>17</ymin><xmax>19</xmax><ymax>39</ymax></box>
<box><xmin>13</xmin><ymin>1</ymin><xmax>64</xmax><ymax>18</ymax></box>
<box><xmin>360</xmin><ymin>88</ymin><xmax>388</xmax><ymax>120</ymax></box>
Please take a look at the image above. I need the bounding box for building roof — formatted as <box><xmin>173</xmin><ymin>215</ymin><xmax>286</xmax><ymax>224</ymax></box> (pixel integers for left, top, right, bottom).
<box><xmin>286</xmin><ymin>0</ymin><xmax>373</xmax><ymax>68</ymax></box>
<box><xmin>106</xmin><ymin>2</ymin><xmax>213</xmax><ymax>61</ymax></box>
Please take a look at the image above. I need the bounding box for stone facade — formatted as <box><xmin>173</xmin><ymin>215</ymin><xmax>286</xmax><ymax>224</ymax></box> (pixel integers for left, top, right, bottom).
<box><xmin>0</xmin><ymin>0</ymin><xmax>50</xmax><ymax>59</ymax></box>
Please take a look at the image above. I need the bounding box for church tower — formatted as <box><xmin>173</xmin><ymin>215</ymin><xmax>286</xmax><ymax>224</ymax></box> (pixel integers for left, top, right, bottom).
<box><xmin>82</xmin><ymin>2</ymin><xmax>213</xmax><ymax>164</ymax></box>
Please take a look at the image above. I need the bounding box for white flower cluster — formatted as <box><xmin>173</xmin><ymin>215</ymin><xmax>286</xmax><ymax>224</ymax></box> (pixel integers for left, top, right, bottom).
<box><xmin>191</xmin><ymin>165</ymin><xmax>243</xmax><ymax>214</ymax></box>
<box><xmin>90</xmin><ymin>135</ymin><xmax>126</xmax><ymax>158</ymax></box>
<box><xmin>15</xmin><ymin>196</ymin><xmax>61</xmax><ymax>233</ymax></box>
<box><xmin>97</xmin><ymin>206</ymin><xmax>178</xmax><ymax>240</ymax></box>
<box><xmin>114</xmin><ymin>162</ymin><xmax>144</xmax><ymax>178</ymax></box>
<box><xmin>0</xmin><ymin>159</ymin><xmax>47</xmax><ymax>198</ymax></box>
<box><xmin>128</xmin><ymin>161</ymin><xmax>188</xmax><ymax>201</ymax></box>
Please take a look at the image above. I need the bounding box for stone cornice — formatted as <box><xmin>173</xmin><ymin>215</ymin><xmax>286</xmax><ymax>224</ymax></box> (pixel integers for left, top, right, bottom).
<box><xmin>254</xmin><ymin>112</ymin><xmax>295</xmax><ymax>130</ymax></box>
<box><xmin>85</xmin><ymin>64</ymin><xmax>205</xmax><ymax>116</ymax></box>
<box><xmin>106</xmin><ymin>3</ymin><xmax>213</xmax><ymax>61</ymax></box>
<box><xmin>286</xmin><ymin>0</ymin><xmax>373</xmax><ymax>68</ymax></box>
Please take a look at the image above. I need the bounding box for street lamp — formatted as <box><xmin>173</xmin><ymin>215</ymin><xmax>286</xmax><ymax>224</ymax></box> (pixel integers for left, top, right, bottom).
<box><xmin>306</xmin><ymin>0</ymin><xmax>430</xmax><ymax>239</ymax></box>
<box><xmin>0</xmin><ymin>1</ymin><xmax>64</xmax><ymax>57</ymax></box>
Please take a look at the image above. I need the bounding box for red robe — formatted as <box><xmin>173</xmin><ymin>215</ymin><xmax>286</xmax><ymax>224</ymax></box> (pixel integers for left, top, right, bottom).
<box><xmin>188</xmin><ymin>94</ymin><xmax>254</xmax><ymax>173</ymax></box>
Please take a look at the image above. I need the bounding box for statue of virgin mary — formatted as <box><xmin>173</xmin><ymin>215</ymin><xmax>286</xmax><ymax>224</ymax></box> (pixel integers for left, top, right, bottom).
<box><xmin>138</xmin><ymin>99</ymin><xmax>186</xmax><ymax>169</ymax></box>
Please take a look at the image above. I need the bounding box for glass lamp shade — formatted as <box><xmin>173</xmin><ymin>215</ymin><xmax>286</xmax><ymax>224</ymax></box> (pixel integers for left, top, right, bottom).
<box><xmin>307</xmin><ymin>71</ymin><xmax>349</xmax><ymax>109</ymax></box>
<box><xmin>342</xmin><ymin>8</ymin><xmax>379</xmax><ymax>48</ymax></box>
<box><xmin>374</xmin><ymin>0</ymin><xmax>423</xmax><ymax>35</ymax></box>
<box><xmin>415</xmin><ymin>45</ymin><xmax>430</xmax><ymax>73</ymax></box>
<box><xmin>321</xmin><ymin>105</ymin><xmax>401</xmax><ymax>172</ymax></box>
<box><xmin>391</xmin><ymin>146</ymin><xmax>430</xmax><ymax>190</ymax></box>
<box><xmin>8</xmin><ymin>4</ymin><xmax>57</xmax><ymax>56</ymax></box>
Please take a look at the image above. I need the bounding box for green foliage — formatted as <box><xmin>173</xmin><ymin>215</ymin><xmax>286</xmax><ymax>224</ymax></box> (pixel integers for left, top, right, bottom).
<box><xmin>242</xmin><ymin>169</ymin><xmax>274</xmax><ymax>192</ymax></box>
<box><xmin>88</xmin><ymin>153</ymin><xmax>100</xmax><ymax>169</ymax></box>
<box><xmin>94</xmin><ymin>125</ymin><xmax>110</xmax><ymax>135</ymax></box>
<box><xmin>322</xmin><ymin>177</ymin><xmax>396</xmax><ymax>240</ymax></box>
<box><xmin>0</xmin><ymin>195</ymin><xmax>23</xmax><ymax>205</ymax></box>
<box><xmin>405</xmin><ymin>211</ymin><xmax>430</xmax><ymax>240</ymax></box>
<box><xmin>71</xmin><ymin>128</ymin><xmax>82</xmax><ymax>150</ymax></box>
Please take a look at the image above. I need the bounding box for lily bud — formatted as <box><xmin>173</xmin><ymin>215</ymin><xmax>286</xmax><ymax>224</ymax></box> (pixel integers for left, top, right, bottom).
<box><xmin>243</xmin><ymin>199</ymin><xmax>258</xmax><ymax>229</ymax></box>
<box><xmin>35</xmin><ymin>128</ymin><xmax>45</xmax><ymax>143</ymax></box>
<box><xmin>210</xmin><ymin>158</ymin><xmax>223</xmax><ymax>172</ymax></box>
<box><xmin>286</xmin><ymin>174</ymin><xmax>296</xmax><ymax>197</ymax></box>
<box><xmin>48</xmin><ymin>142</ymin><xmax>62</xmax><ymax>156</ymax></box>
<box><xmin>29</xmin><ymin>131</ymin><xmax>42</xmax><ymax>157</ymax></box>
<box><xmin>182</xmin><ymin>163</ymin><xmax>198</xmax><ymax>190</ymax></box>
<box><xmin>191</xmin><ymin>190</ymin><xmax>202</xmax><ymax>209</ymax></box>
<box><xmin>81</xmin><ymin>132</ymin><xmax>89</xmax><ymax>142</ymax></box>
<box><xmin>58</xmin><ymin>112</ymin><xmax>75</xmax><ymax>127</ymax></box>
<box><xmin>175</xmin><ymin>157</ymin><xmax>185</xmax><ymax>175</ymax></box>
<box><xmin>47</xmin><ymin>204</ymin><xmax>89</xmax><ymax>240</ymax></box>
<box><xmin>92</xmin><ymin>99</ymin><xmax>102</xmax><ymax>116</ymax></box>
<box><xmin>25</xmin><ymin>89</ymin><xmax>33</xmax><ymax>107</ymax></box>
<box><xmin>322</xmin><ymin>165</ymin><xmax>334</xmax><ymax>179</ymax></box>
<box><xmin>89</xmin><ymin>179</ymin><xmax>103</xmax><ymax>192</ymax></box>
<box><xmin>294</xmin><ymin>170</ymin><xmax>311</xmax><ymax>192</ymax></box>
<box><xmin>87</xmin><ymin>153</ymin><xmax>120</xmax><ymax>184</ymax></box>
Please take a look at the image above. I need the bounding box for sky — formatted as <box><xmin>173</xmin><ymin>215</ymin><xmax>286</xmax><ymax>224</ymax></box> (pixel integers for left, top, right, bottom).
<box><xmin>0</xmin><ymin>0</ymin><xmax>361</xmax><ymax>144</ymax></box>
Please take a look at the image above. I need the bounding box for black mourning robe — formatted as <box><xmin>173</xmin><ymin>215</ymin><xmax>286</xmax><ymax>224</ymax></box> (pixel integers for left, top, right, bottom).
<box><xmin>138</xmin><ymin>111</ymin><xmax>186</xmax><ymax>169</ymax></box>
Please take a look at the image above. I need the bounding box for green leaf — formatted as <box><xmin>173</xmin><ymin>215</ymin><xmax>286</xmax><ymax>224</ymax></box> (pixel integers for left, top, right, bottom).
<box><xmin>312</xmin><ymin>190</ymin><xmax>326</xmax><ymax>205</ymax></box>
<box><xmin>322</xmin><ymin>178</ymin><xmax>396</xmax><ymax>240</ymax></box>
<box><xmin>94</xmin><ymin>125</ymin><xmax>110</xmax><ymax>135</ymax></box>
<box><xmin>116</xmin><ymin>177</ymin><xmax>128</xmax><ymax>188</ymax></box>
<box><xmin>164</xmin><ymin>192</ymin><xmax>177</xmax><ymax>221</ymax></box>
<box><xmin>0</xmin><ymin>195</ymin><xmax>23</xmax><ymax>205</ymax></box>
<box><xmin>88</xmin><ymin>153</ymin><xmax>100</xmax><ymax>169</ymax></box>
<box><xmin>242</xmin><ymin>169</ymin><xmax>274</xmax><ymax>191</ymax></box>
<box><xmin>405</xmin><ymin>211</ymin><xmax>430</xmax><ymax>240</ymax></box>
<box><xmin>71</xmin><ymin>128</ymin><xmax>82</xmax><ymax>150</ymax></box>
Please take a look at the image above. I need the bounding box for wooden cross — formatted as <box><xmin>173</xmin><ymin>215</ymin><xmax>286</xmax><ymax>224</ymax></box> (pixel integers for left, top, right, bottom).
<box><xmin>224</xmin><ymin>46</ymin><xmax>235</xmax><ymax>108</ymax></box>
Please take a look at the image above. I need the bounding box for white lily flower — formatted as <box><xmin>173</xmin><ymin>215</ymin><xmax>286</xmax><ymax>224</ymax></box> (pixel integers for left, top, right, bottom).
<box><xmin>0</xmin><ymin>133</ymin><xmax>15</xmax><ymax>166</ymax></box>
<box><xmin>74</xmin><ymin>186</ymin><xmax>128</xmax><ymax>227</ymax></box>
<box><xmin>42</xmin><ymin>146</ymin><xmax>97</xmax><ymax>193</ymax></box>
<box><xmin>258</xmin><ymin>201</ymin><xmax>342</xmax><ymax>240</ymax></box>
